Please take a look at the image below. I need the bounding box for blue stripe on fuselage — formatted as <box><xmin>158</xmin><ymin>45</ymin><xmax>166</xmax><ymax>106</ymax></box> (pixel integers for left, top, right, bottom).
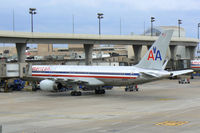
<box><xmin>32</xmin><ymin>71</ymin><xmax>140</xmax><ymax>76</ymax></box>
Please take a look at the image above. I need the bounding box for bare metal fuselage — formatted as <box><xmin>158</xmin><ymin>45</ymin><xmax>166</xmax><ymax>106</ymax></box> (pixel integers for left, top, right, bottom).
<box><xmin>31</xmin><ymin>65</ymin><xmax>170</xmax><ymax>86</ymax></box>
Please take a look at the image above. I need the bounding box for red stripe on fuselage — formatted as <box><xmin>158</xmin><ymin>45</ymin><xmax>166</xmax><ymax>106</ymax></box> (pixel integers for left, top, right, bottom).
<box><xmin>191</xmin><ymin>66</ymin><xmax>200</xmax><ymax>68</ymax></box>
<box><xmin>31</xmin><ymin>74</ymin><xmax>137</xmax><ymax>79</ymax></box>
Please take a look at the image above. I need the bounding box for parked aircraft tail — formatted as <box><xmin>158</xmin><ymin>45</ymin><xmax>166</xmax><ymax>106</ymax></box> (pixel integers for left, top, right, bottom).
<box><xmin>136</xmin><ymin>30</ymin><xmax>173</xmax><ymax>70</ymax></box>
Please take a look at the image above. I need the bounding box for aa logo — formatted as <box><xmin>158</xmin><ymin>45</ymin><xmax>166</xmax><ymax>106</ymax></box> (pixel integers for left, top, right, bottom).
<box><xmin>147</xmin><ymin>46</ymin><xmax>162</xmax><ymax>61</ymax></box>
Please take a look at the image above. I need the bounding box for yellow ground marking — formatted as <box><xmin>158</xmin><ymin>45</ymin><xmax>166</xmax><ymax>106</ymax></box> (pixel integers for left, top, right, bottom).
<box><xmin>158</xmin><ymin>98</ymin><xmax>176</xmax><ymax>101</ymax></box>
<box><xmin>23</xmin><ymin>86</ymin><xmax>32</xmax><ymax>91</ymax></box>
<box><xmin>155</xmin><ymin>121</ymin><xmax>189</xmax><ymax>126</ymax></box>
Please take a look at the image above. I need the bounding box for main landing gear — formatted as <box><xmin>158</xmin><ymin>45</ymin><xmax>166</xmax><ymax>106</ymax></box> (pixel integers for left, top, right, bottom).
<box><xmin>70</xmin><ymin>84</ymin><xmax>82</xmax><ymax>96</ymax></box>
<box><xmin>95</xmin><ymin>89</ymin><xmax>105</xmax><ymax>94</ymax></box>
<box><xmin>125</xmin><ymin>85</ymin><xmax>139</xmax><ymax>92</ymax></box>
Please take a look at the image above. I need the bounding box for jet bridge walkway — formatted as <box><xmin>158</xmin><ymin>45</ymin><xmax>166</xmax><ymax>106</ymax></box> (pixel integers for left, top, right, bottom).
<box><xmin>0</xmin><ymin>63</ymin><xmax>31</xmax><ymax>92</ymax></box>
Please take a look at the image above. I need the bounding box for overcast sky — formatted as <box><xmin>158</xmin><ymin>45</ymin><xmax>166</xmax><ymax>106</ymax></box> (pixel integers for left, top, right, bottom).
<box><xmin>0</xmin><ymin>0</ymin><xmax>200</xmax><ymax>40</ymax></box>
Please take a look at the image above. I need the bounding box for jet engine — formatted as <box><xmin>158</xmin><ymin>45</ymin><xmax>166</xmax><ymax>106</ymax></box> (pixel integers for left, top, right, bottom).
<box><xmin>40</xmin><ymin>79</ymin><xmax>62</xmax><ymax>91</ymax></box>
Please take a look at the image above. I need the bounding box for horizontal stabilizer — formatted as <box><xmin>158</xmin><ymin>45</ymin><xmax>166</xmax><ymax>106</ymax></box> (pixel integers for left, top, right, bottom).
<box><xmin>170</xmin><ymin>69</ymin><xmax>194</xmax><ymax>77</ymax></box>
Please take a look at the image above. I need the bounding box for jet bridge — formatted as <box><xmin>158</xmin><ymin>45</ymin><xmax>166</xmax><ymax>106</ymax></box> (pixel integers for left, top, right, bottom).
<box><xmin>0</xmin><ymin>63</ymin><xmax>30</xmax><ymax>78</ymax></box>
<box><xmin>0</xmin><ymin>63</ymin><xmax>30</xmax><ymax>92</ymax></box>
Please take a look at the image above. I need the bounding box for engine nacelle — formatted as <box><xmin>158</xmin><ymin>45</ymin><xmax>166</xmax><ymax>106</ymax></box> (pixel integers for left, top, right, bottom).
<box><xmin>40</xmin><ymin>79</ymin><xmax>62</xmax><ymax>91</ymax></box>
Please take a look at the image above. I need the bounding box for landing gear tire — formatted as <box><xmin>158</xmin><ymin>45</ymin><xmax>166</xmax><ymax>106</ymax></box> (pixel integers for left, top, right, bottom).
<box><xmin>101</xmin><ymin>89</ymin><xmax>105</xmax><ymax>94</ymax></box>
<box><xmin>71</xmin><ymin>91</ymin><xmax>82</xmax><ymax>96</ymax></box>
<box><xmin>95</xmin><ymin>89</ymin><xmax>99</xmax><ymax>94</ymax></box>
<box><xmin>95</xmin><ymin>89</ymin><xmax>105</xmax><ymax>94</ymax></box>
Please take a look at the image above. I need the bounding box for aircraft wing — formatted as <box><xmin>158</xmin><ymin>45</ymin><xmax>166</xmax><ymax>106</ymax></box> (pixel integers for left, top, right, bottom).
<box><xmin>169</xmin><ymin>69</ymin><xmax>194</xmax><ymax>77</ymax></box>
<box><xmin>54</xmin><ymin>78</ymin><xmax>88</xmax><ymax>84</ymax></box>
<box><xmin>26</xmin><ymin>76</ymin><xmax>104</xmax><ymax>86</ymax></box>
<box><xmin>56</xmin><ymin>77</ymin><xmax>104</xmax><ymax>86</ymax></box>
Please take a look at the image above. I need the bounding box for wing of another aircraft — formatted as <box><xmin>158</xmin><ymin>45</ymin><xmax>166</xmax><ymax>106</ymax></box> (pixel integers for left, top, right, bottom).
<box><xmin>169</xmin><ymin>69</ymin><xmax>194</xmax><ymax>77</ymax></box>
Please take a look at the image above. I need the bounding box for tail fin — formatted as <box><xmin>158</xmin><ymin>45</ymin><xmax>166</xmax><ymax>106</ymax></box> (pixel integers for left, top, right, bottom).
<box><xmin>135</xmin><ymin>30</ymin><xmax>173</xmax><ymax>70</ymax></box>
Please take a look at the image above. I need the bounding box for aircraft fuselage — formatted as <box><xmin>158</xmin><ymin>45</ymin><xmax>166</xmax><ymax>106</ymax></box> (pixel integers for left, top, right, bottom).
<box><xmin>32</xmin><ymin>65</ymin><xmax>170</xmax><ymax>86</ymax></box>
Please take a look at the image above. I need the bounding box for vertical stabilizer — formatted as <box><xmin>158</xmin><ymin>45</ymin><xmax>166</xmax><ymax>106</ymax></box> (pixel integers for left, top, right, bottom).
<box><xmin>135</xmin><ymin>30</ymin><xmax>173</xmax><ymax>70</ymax></box>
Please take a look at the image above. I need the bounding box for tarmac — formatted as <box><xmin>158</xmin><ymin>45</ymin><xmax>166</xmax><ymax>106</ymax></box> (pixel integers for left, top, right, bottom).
<box><xmin>0</xmin><ymin>78</ymin><xmax>200</xmax><ymax>133</ymax></box>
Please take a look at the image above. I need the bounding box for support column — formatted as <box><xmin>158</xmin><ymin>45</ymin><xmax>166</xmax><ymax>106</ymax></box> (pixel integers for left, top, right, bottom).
<box><xmin>16</xmin><ymin>43</ymin><xmax>27</xmax><ymax>63</ymax></box>
<box><xmin>185</xmin><ymin>46</ymin><xmax>196</xmax><ymax>60</ymax></box>
<box><xmin>0</xmin><ymin>124</ymin><xmax>2</xmax><ymax>133</ymax></box>
<box><xmin>84</xmin><ymin>44</ymin><xmax>94</xmax><ymax>65</ymax></box>
<box><xmin>169</xmin><ymin>45</ymin><xmax>177</xmax><ymax>60</ymax></box>
<box><xmin>132</xmin><ymin>45</ymin><xmax>142</xmax><ymax>63</ymax></box>
<box><xmin>169</xmin><ymin>45</ymin><xmax>177</xmax><ymax>70</ymax></box>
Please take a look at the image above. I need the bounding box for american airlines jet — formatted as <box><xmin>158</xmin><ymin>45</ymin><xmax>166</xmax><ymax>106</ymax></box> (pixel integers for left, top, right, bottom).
<box><xmin>30</xmin><ymin>30</ymin><xmax>193</xmax><ymax>96</ymax></box>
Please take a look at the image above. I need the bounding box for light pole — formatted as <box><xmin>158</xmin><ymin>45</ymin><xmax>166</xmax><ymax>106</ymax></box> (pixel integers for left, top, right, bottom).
<box><xmin>29</xmin><ymin>8</ymin><xmax>37</xmax><ymax>32</ymax></box>
<box><xmin>13</xmin><ymin>9</ymin><xmax>15</xmax><ymax>32</ymax></box>
<box><xmin>151</xmin><ymin>17</ymin><xmax>155</xmax><ymax>36</ymax></box>
<box><xmin>120</xmin><ymin>17</ymin><xmax>121</xmax><ymax>35</ymax></box>
<box><xmin>198</xmin><ymin>23</ymin><xmax>200</xmax><ymax>39</ymax></box>
<box><xmin>198</xmin><ymin>23</ymin><xmax>200</xmax><ymax>50</ymax></box>
<box><xmin>97</xmin><ymin>13</ymin><xmax>104</xmax><ymax>35</ymax></box>
<box><xmin>72</xmin><ymin>14</ymin><xmax>74</xmax><ymax>34</ymax></box>
<box><xmin>178</xmin><ymin>19</ymin><xmax>182</xmax><ymax>37</ymax></box>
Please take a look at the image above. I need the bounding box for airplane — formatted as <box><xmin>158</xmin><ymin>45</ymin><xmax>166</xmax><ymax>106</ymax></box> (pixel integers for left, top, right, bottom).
<box><xmin>190</xmin><ymin>59</ymin><xmax>200</xmax><ymax>78</ymax></box>
<box><xmin>191</xmin><ymin>59</ymin><xmax>200</xmax><ymax>71</ymax></box>
<box><xmin>29</xmin><ymin>30</ymin><xmax>193</xmax><ymax>96</ymax></box>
